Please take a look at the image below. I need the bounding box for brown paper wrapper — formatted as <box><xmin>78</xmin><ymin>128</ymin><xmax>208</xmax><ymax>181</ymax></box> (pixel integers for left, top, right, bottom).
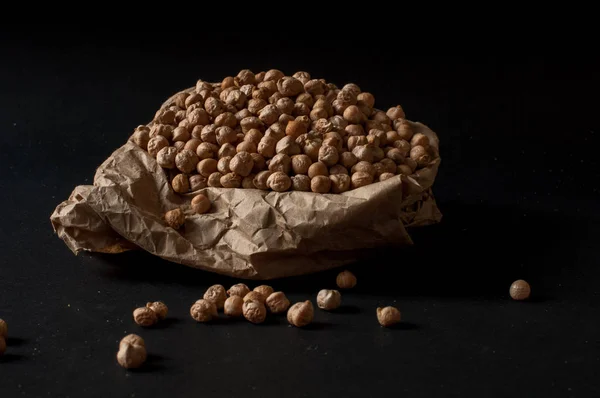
<box><xmin>50</xmin><ymin>90</ymin><xmax>442</xmax><ymax>280</ymax></box>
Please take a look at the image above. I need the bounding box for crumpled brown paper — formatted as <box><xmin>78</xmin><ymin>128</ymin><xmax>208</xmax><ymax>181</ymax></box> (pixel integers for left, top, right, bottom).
<box><xmin>50</xmin><ymin>91</ymin><xmax>442</xmax><ymax>280</ymax></box>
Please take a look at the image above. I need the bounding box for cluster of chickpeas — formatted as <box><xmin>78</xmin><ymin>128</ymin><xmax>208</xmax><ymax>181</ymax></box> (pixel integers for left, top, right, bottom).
<box><xmin>129</xmin><ymin>69</ymin><xmax>437</xmax><ymax>195</ymax></box>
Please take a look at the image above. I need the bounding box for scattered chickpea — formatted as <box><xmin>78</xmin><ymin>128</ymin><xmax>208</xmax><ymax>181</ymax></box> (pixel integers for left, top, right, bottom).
<box><xmin>377</xmin><ymin>306</ymin><xmax>401</xmax><ymax>327</ymax></box>
<box><xmin>191</xmin><ymin>194</ymin><xmax>211</xmax><ymax>214</ymax></box>
<box><xmin>287</xmin><ymin>301</ymin><xmax>314</xmax><ymax>327</ymax></box>
<box><xmin>164</xmin><ymin>207</ymin><xmax>185</xmax><ymax>230</ymax></box>
<box><xmin>146</xmin><ymin>301</ymin><xmax>168</xmax><ymax>320</ymax></box>
<box><xmin>253</xmin><ymin>285</ymin><xmax>274</xmax><ymax>299</ymax></box>
<box><xmin>172</xmin><ymin>174</ymin><xmax>190</xmax><ymax>194</ymax></box>
<box><xmin>133</xmin><ymin>307</ymin><xmax>158</xmax><ymax>327</ymax></box>
<box><xmin>224</xmin><ymin>296</ymin><xmax>244</xmax><ymax>317</ymax></box>
<box><xmin>265</xmin><ymin>292</ymin><xmax>291</xmax><ymax>314</ymax></box>
<box><xmin>336</xmin><ymin>270</ymin><xmax>357</xmax><ymax>289</ymax></box>
<box><xmin>317</xmin><ymin>289</ymin><xmax>342</xmax><ymax>311</ymax></box>
<box><xmin>228</xmin><ymin>283</ymin><xmax>251</xmax><ymax>297</ymax></box>
<box><xmin>243</xmin><ymin>291</ymin><xmax>266</xmax><ymax>304</ymax></box>
<box><xmin>243</xmin><ymin>300</ymin><xmax>267</xmax><ymax>324</ymax></box>
<box><xmin>510</xmin><ymin>280</ymin><xmax>531</xmax><ymax>301</ymax></box>
<box><xmin>117</xmin><ymin>334</ymin><xmax>147</xmax><ymax>369</ymax></box>
<box><xmin>203</xmin><ymin>284</ymin><xmax>227</xmax><ymax>310</ymax></box>
<box><xmin>190</xmin><ymin>299</ymin><xmax>218</xmax><ymax>322</ymax></box>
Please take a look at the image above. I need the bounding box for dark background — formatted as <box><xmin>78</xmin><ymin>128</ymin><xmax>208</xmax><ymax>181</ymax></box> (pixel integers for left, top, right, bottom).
<box><xmin>1</xmin><ymin>30</ymin><xmax>599</xmax><ymax>397</ymax></box>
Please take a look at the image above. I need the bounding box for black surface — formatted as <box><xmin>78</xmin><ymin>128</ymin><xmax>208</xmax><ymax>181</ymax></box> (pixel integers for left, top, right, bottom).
<box><xmin>1</xmin><ymin>31</ymin><xmax>599</xmax><ymax>397</ymax></box>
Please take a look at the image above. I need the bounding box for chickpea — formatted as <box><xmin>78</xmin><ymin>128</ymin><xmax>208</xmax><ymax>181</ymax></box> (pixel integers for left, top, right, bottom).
<box><xmin>311</xmin><ymin>175</ymin><xmax>331</xmax><ymax>193</ymax></box>
<box><xmin>268</xmin><ymin>153</ymin><xmax>292</xmax><ymax>174</ymax></box>
<box><xmin>308</xmin><ymin>161</ymin><xmax>329</xmax><ymax>178</ymax></box>
<box><xmin>220</xmin><ymin>172</ymin><xmax>242</xmax><ymax>188</ymax></box>
<box><xmin>217</xmin><ymin>156</ymin><xmax>232</xmax><ymax>174</ymax></box>
<box><xmin>351</xmin><ymin>171</ymin><xmax>374</xmax><ymax>189</ymax></box>
<box><xmin>329</xmin><ymin>165</ymin><xmax>348</xmax><ymax>175</ymax></box>
<box><xmin>267</xmin><ymin>171</ymin><xmax>292</xmax><ymax>192</ymax></box>
<box><xmin>258</xmin><ymin>136</ymin><xmax>277</xmax><ymax>158</ymax></box>
<box><xmin>250</xmin><ymin>153</ymin><xmax>266</xmax><ymax>173</ymax></box>
<box><xmin>339</xmin><ymin>151</ymin><xmax>358</xmax><ymax>169</ymax></box>
<box><xmin>196</xmin><ymin>142</ymin><xmax>218</xmax><ymax>160</ymax></box>
<box><xmin>229</xmin><ymin>151</ymin><xmax>254</xmax><ymax>177</ymax></box>
<box><xmin>330</xmin><ymin>174</ymin><xmax>351</xmax><ymax>193</ymax></box>
<box><xmin>208</xmin><ymin>172</ymin><xmax>223</xmax><ymax>187</ymax></box>
<box><xmin>189</xmin><ymin>174</ymin><xmax>208</xmax><ymax>191</ymax></box>
<box><xmin>351</xmin><ymin>161</ymin><xmax>376</xmax><ymax>177</ymax></box>
<box><xmin>291</xmin><ymin>154</ymin><xmax>312</xmax><ymax>175</ymax></box>
<box><xmin>291</xmin><ymin>174</ymin><xmax>311</xmax><ymax>191</ymax></box>
<box><xmin>197</xmin><ymin>158</ymin><xmax>218</xmax><ymax>177</ymax></box>
<box><xmin>410</xmin><ymin>145</ymin><xmax>431</xmax><ymax>167</ymax></box>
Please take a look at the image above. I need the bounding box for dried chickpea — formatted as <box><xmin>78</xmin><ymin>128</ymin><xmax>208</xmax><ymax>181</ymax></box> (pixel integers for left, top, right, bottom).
<box><xmin>224</xmin><ymin>296</ymin><xmax>244</xmax><ymax>317</ymax></box>
<box><xmin>411</xmin><ymin>133</ymin><xmax>430</xmax><ymax>149</ymax></box>
<box><xmin>172</xmin><ymin>174</ymin><xmax>190</xmax><ymax>193</ymax></box>
<box><xmin>410</xmin><ymin>145</ymin><xmax>431</xmax><ymax>167</ymax></box>
<box><xmin>214</xmin><ymin>126</ymin><xmax>236</xmax><ymax>146</ymax></box>
<box><xmin>156</xmin><ymin>146</ymin><xmax>178</xmax><ymax>169</ymax></box>
<box><xmin>395</xmin><ymin>119</ymin><xmax>414</xmax><ymax>141</ymax></box>
<box><xmin>117</xmin><ymin>337</ymin><xmax>147</xmax><ymax>369</ymax></box>
<box><xmin>195</xmin><ymin>80</ymin><xmax>212</xmax><ymax>92</ymax></box>
<box><xmin>214</xmin><ymin>112</ymin><xmax>236</xmax><ymax>128</ymax></box>
<box><xmin>243</xmin><ymin>300</ymin><xmax>267</xmax><ymax>324</ymax></box>
<box><xmin>190</xmin><ymin>299</ymin><xmax>218</xmax><ymax>322</ymax></box>
<box><xmin>296</xmin><ymin>92</ymin><xmax>314</xmax><ymax>108</ymax></box>
<box><xmin>185</xmin><ymin>92</ymin><xmax>202</xmax><ymax>108</ymax></box>
<box><xmin>293</xmin><ymin>102</ymin><xmax>311</xmax><ymax>117</ymax></box>
<box><xmin>311</xmin><ymin>175</ymin><xmax>331</xmax><ymax>193</ymax></box>
<box><xmin>304</xmin><ymin>79</ymin><xmax>326</xmax><ymax>96</ymax></box>
<box><xmin>269</xmin><ymin>92</ymin><xmax>283</xmax><ymax>105</ymax></box>
<box><xmin>351</xmin><ymin>161</ymin><xmax>376</xmax><ymax>176</ymax></box>
<box><xmin>286</xmin><ymin>120</ymin><xmax>307</xmax><ymax>138</ymax></box>
<box><xmin>332</xmin><ymin>99</ymin><xmax>350</xmax><ymax>115</ymax></box>
<box><xmin>329</xmin><ymin>164</ymin><xmax>349</xmax><ymax>175</ymax></box>
<box><xmin>372</xmin><ymin>110</ymin><xmax>391</xmax><ymax>125</ymax></box>
<box><xmin>318</xmin><ymin>145</ymin><xmax>339</xmax><ymax>167</ymax></box>
<box><xmin>277</xmin><ymin>76</ymin><xmax>304</xmax><ymax>96</ymax></box>
<box><xmin>150</xmin><ymin>124</ymin><xmax>174</xmax><ymax>141</ymax></box>
<box><xmin>378</xmin><ymin>158</ymin><xmax>397</xmax><ymax>174</ymax></box>
<box><xmin>287</xmin><ymin>301</ymin><xmax>314</xmax><ymax>328</ymax></box>
<box><xmin>264</xmin><ymin>69</ymin><xmax>285</xmax><ymax>82</ymax></box>
<box><xmin>339</xmin><ymin>151</ymin><xmax>358</xmax><ymax>168</ymax></box>
<box><xmin>243</xmin><ymin>291</ymin><xmax>265</xmax><ymax>304</ymax></box>
<box><xmin>266</xmin><ymin>122</ymin><xmax>286</xmax><ymax>140</ymax></box>
<box><xmin>222</xmin><ymin>76</ymin><xmax>235</xmax><ymax>89</ymax></box>
<box><xmin>255</xmin><ymin>71</ymin><xmax>265</xmax><ymax>83</ymax></box>
<box><xmin>292</xmin><ymin>71</ymin><xmax>311</xmax><ymax>84</ymax></box>
<box><xmin>268</xmin><ymin>153</ymin><xmax>292</xmax><ymax>174</ymax></box>
<box><xmin>510</xmin><ymin>280</ymin><xmax>531</xmax><ymax>301</ymax></box>
<box><xmin>292</xmin><ymin>174</ymin><xmax>311</xmax><ymax>191</ymax></box>
<box><xmin>379</xmin><ymin>172</ymin><xmax>395</xmax><ymax>181</ymax></box>
<box><xmin>337</xmin><ymin>89</ymin><xmax>357</xmax><ymax>106</ymax></box>
<box><xmin>258</xmin><ymin>104</ymin><xmax>281</xmax><ymax>125</ymax></box>
<box><xmin>345</xmin><ymin>124</ymin><xmax>365</xmax><ymax>137</ymax></box>
<box><xmin>356</xmin><ymin>92</ymin><xmax>375</xmax><ymax>108</ymax></box>
<box><xmin>239</xmin><ymin>84</ymin><xmax>254</xmax><ymax>98</ymax></box>
<box><xmin>235</xmin><ymin>69</ymin><xmax>256</xmax><ymax>86</ymax></box>
<box><xmin>173</xmin><ymin>92</ymin><xmax>189</xmax><ymax>109</ymax></box>
<box><xmin>130</xmin><ymin>129</ymin><xmax>150</xmax><ymax>150</ymax></box>
<box><xmin>208</xmin><ymin>172</ymin><xmax>223</xmax><ymax>187</ymax></box>
<box><xmin>244</xmin><ymin>128</ymin><xmax>263</xmax><ymax>145</ymax></box>
<box><xmin>308</xmin><ymin>161</ymin><xmax>329</xmax><ymax>178</ymax></box>
<box><xmin>175</xmin><ymin>149</ymin><xmax>199</xmax><ymax>174</ymax></box>
<box><xmin>133</xmin><ymin>307</ymin><xmax>158</xmax><ymax>327</ymax></box>
<box><xmin>191</xmin><ymin>194</ymin><xmax>211</xmax><ymax>214</ymax></box>
<box><xmin>265</xmin><ymin>292</ymin><xmax>290</xmax><ymax>314</ymax></box>
<box><xmin>351</xmin><ymin>171</ymin><xmax>373</xmax><ymax>189</ymax></box>
<box><xmin>196</xmin><ymin>142</ymin><xmax>217</xmax><ymax>160</ymax></box>
<box><xmin>343</xmin><ymin>105</ymin><xmax>364</xmax><ymax>124</ymax></box>
<box><xmin>279</xmin><ymin>113</ymin><xmax>295</xmax><ymax>125</ymax></box>
<box><xmin>220</xmin><ymin>172</ymin><xmax>242</xmax><ymax>188</ymax></box>
<box><xmin>228</xmin><ymin>283</ymin><xmax>251</xmax><ymax>297</ymax></box>
<box><xmin>397</xmin><ymin>164</ymin><xmax>413</xmax><ymax>175</ymax></box>
<box><xmin>187</xmin><ymin>108</ymin><xmax>210</xmax><ymax>129</ymax></box>
<box><xmin>392</xmin><ymin>139</ymin><xmax>412</xmax><ymax>157</ymax></box>
<box><xmin>404</xmin><ymin>158</ymin><xmax>418</xmax><ymax>172</ymax></box>
<box><xmin>276</xmin><ymin>97</ymin><xmax>295</xmax><ymax>115</ymax></box>
<box><xmin>258</xmin><ymin>136</ymin><xmax>277</xmax><ymax>158</ymax></box>
<box><xmin>377</xmin><ymin>306</ymin><xmax>401</xmax><ymax>327</ymax></box>
<box><xmin>258</xmin><ymin>80</ymin><xmax>278</xmax><ymax>97</ymax></box>
<box><xmin>291</xmin><ymin>154</ymin><xmax>312</xmax><ymax>175</ymax></box>
<box><xmin>330</xmin><ymin>174</ymin><xmax>351</xmax><ymax>193</ymax></box>
<box><xmin>347</xmin><ymin>136</ymin><xmax>367</xmax><ymax>152</ymax></box>
<box><xmin>147</xmin><ymin>136</ymin><xmax>169</xmax><ymax>158</ymax></box>
<box><xmin>217</xmin><ymin>156</ymin><xmax>232</xmax><ymax>174</ymax></box>
<box><xmin>386</xmin><ymin>105</ymin><xmax>406</xmax><ymax>120</ymax></box>
<box><xmin>310</xmin><ymin>107</ymin><xmax>328</xmax><ymax>121</ymax></box>
<box><xmin>329</xmin><ymin>115</ymin><xmax>348</xmax><ymax>133</ymax></box>
<box><xmin>202</xmin><ymin>97</ymin><xmax>223</xmax><ymax>118</ymax></box>
<box><xmin>218</xmin><ymin>143</ymin><xmax>237</xmax><ymax>159</ymax></box>
<box><xmin>303</xmin><ymin>138</ymin><xmax>322</xmax><ymax>162</ymax></box>
<box><xmin>248</xmin><ymin>98</ymin><xmax>267</xmax><ymax>115</ymax></box>
<box><xmin>253</xmin><ymin>170</ymin><xmax>272</xmax><ymax>190</ymax></box>
<box><xmin>386</xmin><ymin>130</ymin><xmax>400</xmax><ymax>143</ymax></box>
<box><xmin>242</xmin><ymin>174</ymin><xmax>255</xmax><ymax>189</ymax></box>
<box><xmin>250</xmin><ymin>153</ymin><xmax>266</xmax><ymax>173</ymax></box>
<box><xmin>353</xmin><ymin>144</ymin><xmax>379</xmax><ymax>163</ymax></box>
<box><xmin>267</xmin><ymin>171</ymin><xmax>292</xmax><ymax>192</ymax></box>
<box><xmin>317</xmin><ymin>289</ymin><xmax>342</xmax><ymax>311</ymax></box>
<box><xmin>236</xmin><ymin>140</ymin><xmax>257</xmax><ymax>153</ymax></box>
<box><xmin>146</xmin><ymin>301</ymin><xmax>168</xmax><ymax>321</ymax></box>
<box><xmin>387</xmin><ymin>147</ymin><xmax>407</xmax><ymax>164</ymax></box>
<box><xmin>229</xmin><ymin>151</ymin><xmax>254</xmax><ymax>177</ymax></box>
<box><xmin>164</xmin><ymin>207</ymin><xmax>185</xmax><ymax>229</ymax></box>
<box><xmin>196</xmin><ymin>158</ymin><xmax>217</xmax><ymax>177</ymax></box>
<box><xmin>336</xmin><ymin>270</ymin><xmax>357</xmax><ymax>289</ymax></box>
<box><xmin>203</xmin><ymin>284</ymin><xmax>227</xmax><ymax>310</ymax></box>
<box><xmin>253</xmin><ymin>285</ymin><xmax>274</xmax><ymax>299</ymax></box>
<box><xmin>189</xmin><ymin>174</ymin><xmax>208</xmax><ymax>190</ymax></box>
<box><xmin>170</xmin><ymin>127</ymin><xmax>189</xmax><ymax>143</ymax></box>
<box><xmin>314</xmin><ymin>118</ymin><xmax>333</xmax><ymax>134</ymax></box>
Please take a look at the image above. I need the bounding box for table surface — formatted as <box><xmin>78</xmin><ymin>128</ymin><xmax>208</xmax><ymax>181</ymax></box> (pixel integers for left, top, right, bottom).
<box><xmin>1</xmin><ymin>32</ymin><xmax>599</xmax><ymax>398</ymax></box>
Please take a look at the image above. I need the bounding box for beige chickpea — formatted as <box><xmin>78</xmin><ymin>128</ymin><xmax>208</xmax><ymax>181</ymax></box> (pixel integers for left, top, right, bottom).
<box><xmin>267</xmin><ymin>171</ymin><xmax>292</xmax><ymax>192</ymax></box>
<box><xmin>310</xmin><ymin>107</ymin><xmax>328</xmax><ymax>121</ymax></box>
<box><xmin>365</xmin><ymin>120</ymin><xmax>383</xmax><ymax>132</ymax></box>
<box><xmin>164</xmin><ymin>207</ymin><xmax>185</xmax><ymax>229</ymax></box>
<box><xmin>221</xmin><ymin>76</ymin><xmax>235</xmax><ymax>89</ymax></box>
<box><xmin>377</xmin><ymin>306</ymin><xmax>401</xmax><ymax>327</ymax></box>
<box><xmin>215</xmin><ymin>126</ymin><xmax>237</xmax><ymax>146</ymax></box>
<box><xmin>190</xmin><ymin>299</ymin><xmax>218</xmax><ymax>322</ymax></box>
<box><xmin>268</xmin><ymin>153</ymin><xmax>292</xmax><ymax>174</ymax></box>
<box><xmin>133</xmin><ymin>307</ymin><xmax>158</xmax><ymax>327</ymax></box>
<box><xmin>238</xmin><ymin>84</ymin><xmax>254</xmax><ymax>98</ymax></box>
<box><xmin>243</xmin><ymin>291</ymin><xmax>266</xmax><ymax>304</ymax></box>
<box><xmin>356</xmin><ymin>92</ymin><xmax>375</xmax><ymax>108</ymax></box>
<box><xmin>293</xmin><ymin>102</ymin><xmax>311</xmax><ymax>117</ymax></box>
<box><xmin>351</xmin><ymin>171</ymin><xmax>373</xmax><ymax>189</ymax></box>
<box><xmin>311</xmin><ymin>175</ymin><xmax>331</xmax><ymax>193</ymax></box>
<box><xmin>195</xmin><ymin>80</ymin><xmax>212</xmax><ymax>92</ymax></box>
<box><xmin>253</xmin><ymin>285</ymin><xmax>274</xmax><ymax>299</ymax></box>
<box><xmin>404</xmin><ymin>157</ymin><xmax>418</xmax><ymax>172</ymax></box>
<box><xmin>393</xmin><ymin>139</ymin><xmax>411</xmax><ymax>157</ymax></box>
<box><xmin>373</xmin><ymin>110</ymin><xmax>392</xmax><ymax>125</ymax></box>
<box><xmin>266</xmin><ymin>122</ymin><xmax>286</xmax><ymax>140</ymax></box>
<box><xmin>368</xmin><ymin>129</ymin><xmax>387</xmax><ymax>146</ymax></box>
<box><xmin>351</xmin><ymin>161</ymin><xmax>376</xmax><ymax>176</ymax></box>
<box><xmin>339</xmin><ymin>151</ymin><xmax>358</xmax><ymax>169</ymax></box>
<box><xmin>235</xmin><ymin>108</ymin><xmax>252</xmax><ymax>121</ymax></box>
<box><xmin>208</xmin><ymin>172</ymin><xmax>223</xmax><ymax>187</ymax></box>
<box><xmin>229</xmin><ymin>151</ymin><xmax>254</xmax><ymax>177</ymax></box>
<box><xmin>317</xmin><ymin>289</ymin><xmax>342</xmax><ymax>311</ymax></box>
<box><xmin>303</xmin><ymin>138</ymin><xmax>322</xmax><ymax>162</ymax></box>
<box><xmin>379</xmin><ymin>172</ymin><xmax>396</xmax><ymax>182</ymax></box>
<box><xmin>255</xmin><ymin>71</ymin><xmax>265</xmax><ymax>83</ymax></box>
<box><xmin>150</xmin><ymin>124</ymin><xmax>174</xmax><ymax>141</ymax></box>
<box><xmin>347</xmin><ymin>136</ymin><xmax>367</xmax><ymax>152</ymax></box>
<box><xmin>215</xmin><ymin>112</ymin><xmax>237</xmax><ymax>128</ymax></box>
<box><xmin>203</xmin><ymin>97</ymin><xmax>224</xmax><ymax>118</ymax></box>
<box><xmin>130</xmin><ymin>129</ymin><xmax>150</xmax><ymax>150</ymax></box>
<box><xmin>244</xmin><ymin>128</ymin><xmax>264</xmax><ymax>145</ymax></box>
<box><xmin>330</xmin><ymin>164</ymin><xmax>348</xmax><ymax>176</ymax></box>
<box><xmin>240</xmin><ymin>116</ymin><xmax>264</xmax><ymax>133</ymax></box>
<box><xmin>242</xmin><ymin>174</ymin><xmax>255</xmax><ymax>189</ymax></box>
<box><xmin>184</xmin><ymin>138</ymin><xmax>202</xmax><ymax>153</ymax></box>
<box><xmin>386</xmin><ymin>148</ymin><xmax>407</xmax><ymax>164</ymax></box>
<box><xmin>296</xmin><ymin>93</ymin><xmax>314</xmax><ymax>108</ymax></box>
<box><xmin>352</xmin><ymin>145</ymin><xmax>377</xmax><ymax>163</ymax></box>
<box><xmin>185</xmin><ymin>92</ymin><xmax>202</xmax><ymax>108</ymax></box>
<box><xmin>397</xmin><ymin>164</ymin><xmax>413</xmax><ymax>175</ymax></box>
<box><xmin>173</xmin><ymin>92</ymin><xmax>189</xmax><ymax>109</ymax></box>
<box><xmin>510</xmin><ymin>280</ymin><xmax>531</xmax><ymax>301</ymax></box>
<box><xmin>189</xmin><ymin>175</ymin><xmax>207</xmax><ymax>191</ymax></box>
<box><xmin>386</xmin><ymin>130</ymin><xmax>400</xmax><ymax>144</ymax></box>
<box><xmin>329</xmin><ymin>115</ymin><xmax>348</xmax><ymax>133</ymax></box>
<box><xmin>269</xmin><ymin>92</ymin><xmax>284</xmax><ymax>104</ymax></box>
<box><xmin>171</xmin><ymin>126</ymin><xmax>190</xmax><ymax>142</ymax></box>
<box><xmin>314</xmin><ymin>98</ymin><xmax>333</xmax><ymax>117</ymax></box>
<box><xmin>279</xmin><ymin>113</ymin><xmax>295</xmax><ymax>125</ymax></box>
<box><xmin>277</xmin><ymin>76</ymin><xmax>304</xmax><ymax>96</ymax></box>
<box><xmin>224</xmin><ymin>296</ymin><xmax>244</xmax><ymax>317</ymax></box>
<box><xmin>292</xmin><ymin>175</ymin><xmax>311</xmax><ymax>191</ymax></box>
<box><xmin>386</xmin><ymin>105</ymin><xmax>406</xmax><ymax>120</ymax></box>
<box><xmin>258</xmin><ymin>104</ymin><xmax>281</xmax><ymax>125</ymax></box>
<box><xmin>196</xmin><ymin>142</ymin><xmax>218</xmax><ymax>160</ymax></box>
<box><xmin>146</xmin><ymin>301</ymin><xmax>168</xmax><ymax>320</ymax></box>
<box><xmin>264</xmin><ymin>69</ymin><xmax>285</xmax><ymax>82</ymax></box>
<box><xmin>303</xmin><ymin>79</ymin><xmax>325</xmax><ymax>96</ymax></box>
<box><xmin>242</xmin><ymin>300</ymin><xmax>267</xmax><ymax>324</ymax></box>
<box><xmin>226</xmin><ymin>90</ymin><xmax>248</xmax><ymax>110</ymax></box>
<box><xmin>228</xmin><ymin>283</ymin><xmax>251</xmax><ymax>297</ymax></box>
<box><xmin>372</xmin><ymin>146</ymin><xmax>385</xmax><ymax>163</ymax></box>
<box><xmin>235</xmin><ymin>69</ymin><xmax>256</xmax><ymax>86</ymax></box>
<box><xmin>172</xmin><ymin>174</ymin><xmax>190</xmax><ymax>193</ymax></box>
<box><xmin>258</xmin><ymin>136</ymin><xmax>277</xmax><ymax>158</ymax></box>
<box><xmin>258</xmin><ymin>80</ymin><xmax>278</xmax><ymax>97</ymax></box>
<box><xmin>395</xmin><ymin>119</ymin><xmax>414</xmax><ymax>141</ymax></box>
<box><xmin>187</xmin><ymin>108</ymin><xmax>210</xmax><ymax>129</ymax></box>
<box><xmin>250</xmin><ymin>153</ymin><xmax>266</xmax><ymax>173</ymax></box>
<box><xmin>203</xmin><ymin>284</ymin><xmax>227</xmax><ymax>310</ymax></box>
<box><xmin>265</xmin><ymin>292</ymin><xmax>290</xmax><ymax>314</ymax></box>
<box><xmin>248</xmin><ymin>98</ymin><xmax>267</xmax><ymax>115</ymax></box>
<box><xmin>345</xmin><ymin>124</ymin><xmax>365</xmax><ymax>137</ymax></box>
<box><xmin>286</xmin><ymin>120</ymin><xmax>307</xmax><ymax>138</ymax></box>
<box><xmin>191</xmin><ymin>194</ymin><xmax>211</xmax><ymax>214</ymax></box>
<box><xmin>236</xmin><ymin>140</ymin><xmax>257</xmax><ymax>153</ymax></box>
<box><xmin>380</xmin><ymin>158</ymin><xmax>397</xmax><ymax>173</ymax></box>
<box><xmin>342</xmin><ymin>105</ymin><xmax>364</xmax><ymax>124</ymax></box>
<box><xmin>292</xmin><ymin>71</ymin><xmax>311</xmax><ymax>84</ymax></box>
<box><xmin>253</xmin><ymin>170</ymin><xmax>273</xmax><ymax>190</ymax></box>
<box><xmin>332</xmin><ymin>99</ymin><xmax>350</xmax><ymax>115</ymax></box>
<box><xmin>308</xmin><ymin>161</ymin><xmax>329</xmax><ymax>178</ymax></box>
<box><xmin>220</xmin><ymin>172</ymin><xmax>242</xmax><ymax>188</ymax></box>
<box><xmin>156</xmin><ymin>146</ymin><xmax>178</xmax><ymax>169</ymax></box>
<box><xmin>147</xmin><ymin>136</ymin><xmax>169</xmax><ymax>158</ymax></box>
<box><xmin>367</xmin><ymin>135</ymin><xmax>381</xmax><ymax>147</ymax></box>
<box><xmin>218</xmin><ymin>143</ymin><xmax>237</xmax><ymax>159</ymax></box>
<box><xmin>336</xmin><ymin>270</ymin><xmax>357</xmax><ymax>289</ymax></box>
<box><xmin>276</xmin><ymin>97</ymin><xmax>295</xmax><ymax>115</ymax></box>
<box><xmin>410</xmin><ymin>133</ymin><xmax>430</xmax><ymax>149</ymax></box>
<box><xmin>217</xmin><ymin>156</ymin><xmax>232</xmax><ymax>174</ymax></box>
<box><xmin>318</xmin><ymin>145</ymin><xmax>339</xmax><ymax>167</ymax></box>
<box><xmin>116</xmin><ymin>338</ymin><xmax>147</xmax><ymax>369</ymax></box>
<box><xmin>175</xmin><ymin>149</ymin><xmax>199</xmax><ymax>174</ymax></box>
<box><xmin>173</xmin><ymin>141</ymin><xmax>186</xmax><ymax>152</ymax></box>
<box><xmin>196</xmin><ymin>158</ymin><xmax>218</xmax><ymax>177</ymax></box>
<box><xmin>330</xmin><ymin>174</ymin><xmax>351</xmax><ymax>193</ymax></box>
<box><xmin>287</xmin><ymin>301</ymin><xmax>314</xmax><ymax>327</ymax></box>
<box><xmin>410</xmin><ymin>145</ymin><xmax>431</xmax><ymax>167</ymax></box>
<box><xmin>337</xmin><ymin>90</ymin><xmax>357</xmax><ymax>107</ymax></box>
<box><xmin>291</xmin><ymin>154</ymin><xmax>312</xmax><ymax>175</ymax></box>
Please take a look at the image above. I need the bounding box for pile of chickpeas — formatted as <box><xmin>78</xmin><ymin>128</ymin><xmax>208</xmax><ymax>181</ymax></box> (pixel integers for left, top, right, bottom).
<box><xmin>129</xmin><ymin>69</ymin><xmax>437</xmax><ymax>194</ymax></box>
